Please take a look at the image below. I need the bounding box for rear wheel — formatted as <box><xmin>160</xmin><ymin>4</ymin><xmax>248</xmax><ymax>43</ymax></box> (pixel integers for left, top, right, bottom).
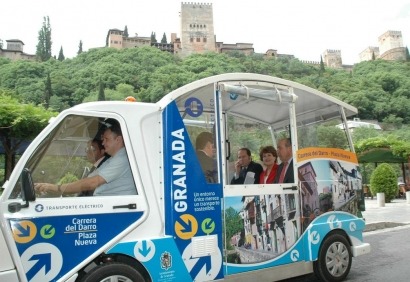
<box><xmin>313</xmin><ymin>232</ymin><xmax>352</xmax><ymax>282</ymax></box>
<box><xmin>80</xmin><ymin>262</ymin><xmax>145</xmax><ymax>282</ymax></box>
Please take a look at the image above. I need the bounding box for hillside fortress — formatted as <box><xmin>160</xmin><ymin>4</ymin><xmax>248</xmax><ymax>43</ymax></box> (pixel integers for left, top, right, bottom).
<box><xmin>1</xmin><ymin>2</ymin><xmax>407</xmax><ymax>66</ymax></box>
<box><xmin>107</xmin><ymin>2</ymin><xmax>407</xmax><ymax>68</ymax></box>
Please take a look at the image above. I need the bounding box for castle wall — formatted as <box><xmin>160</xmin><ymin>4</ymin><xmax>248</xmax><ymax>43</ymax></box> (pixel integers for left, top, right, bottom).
<box><xmin>379</xmin><ymin>47</ymin><xmax>407</xmax><ymax>61</ymax></box>
<box><xmin>359</xmin><ymin>46</ymin><xmax>380</xmax><ymax>62</ymax></box>
<box><xmin>0</xmin><ymin>49</ymin><xmax>35</xmax><ymax>60</ymax></box>
<box><xmin>122</xmin><ymin>37</ymin><xmax>151</xmax><ymax>49</ymax></box>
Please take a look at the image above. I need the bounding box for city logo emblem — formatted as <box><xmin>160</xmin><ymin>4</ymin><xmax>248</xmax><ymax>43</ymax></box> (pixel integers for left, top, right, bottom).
<box><xmin>160</xmin><ymin>252</ymin><xmax>172</xmax><ymax>270</ymax></box>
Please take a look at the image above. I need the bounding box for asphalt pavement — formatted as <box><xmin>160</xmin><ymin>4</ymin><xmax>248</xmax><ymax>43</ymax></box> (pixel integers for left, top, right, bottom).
<box><xmin>362</xmin><ymin>194</ymin><xmax>410</xmax><ymax>232</ymax></box>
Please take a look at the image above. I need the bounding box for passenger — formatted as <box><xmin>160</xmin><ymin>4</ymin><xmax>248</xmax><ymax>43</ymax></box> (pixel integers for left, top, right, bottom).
<box><xmin>78</xmin><ymin>138</ymin><xmax>110</xmax><ymax>196</ymax></box>
<box><xmin>35</xmin><ymin>118</ymin><xmax>137</xmax><ymax>196</ymax></box>
<box><xmin>274</xmin><ymin>138</ymin><xmax>294</xmax><ymax>184</ymax></box>
<box><xmin>258</xmin><ymin>146</ymin><xmax>278</xmax><ymax>184</ymax></box>
<box><xmin>195</xmin><ymin>131</ymin><xmax>218</xmax><ymax>183</ymax></box>
<box><xmin>231</xmin><ymin>148</ymin><xmax>263</xmax><ymax>184</ymax></box>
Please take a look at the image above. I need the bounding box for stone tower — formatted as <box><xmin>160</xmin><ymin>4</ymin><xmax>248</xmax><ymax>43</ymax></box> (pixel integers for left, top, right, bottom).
<box><xmin>378</xmin><ymin>30</ymin><xmax>403</xmax><ymax>55</ymax></box>
<box><xmin>180</xmin><ymin>2</ymin><xmax>216</xmax><ymax>57</ymax></box>
<box><xmin>107</xmin><ymin>29</ymin><xmax>124</xmax><ymax>49</ymax></box>
<box><xmin>378</xmin><ymin>30</ymin><xmax>406</xmax><ymax>61</ymax></box>
<box><xmin>322</xmin><ymin>49</ymin><xmax>342</xmax><ymax>68</ymax></box>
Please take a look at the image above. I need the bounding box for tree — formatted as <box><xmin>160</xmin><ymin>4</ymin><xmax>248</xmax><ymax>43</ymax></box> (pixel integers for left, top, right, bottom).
<box><xmin>161</xmin><ymin>33</ymin><xmax>167</xmax><ymax>44</ymax></box>
<box><xmin>77</xmin><ymin>40</ymin><xmax>83</xmax><ymax>55</ymax></box>
<box><xmin>352</xmin><ymin>127</ymin><xmax>380</xmax><ymax>143</ymax></box>
<box><xmin>36</xmin><ymin>16</ymin><xmax>52</xmax><ymax>62</ymax></box>
<box><xmin>58</xmin><ymin>46</ymin><xmax>65</xmax><ymax>61</ymax></box>
<box><xmin>44</xmin><ymin>73</ymin><xmax>52</xmax><ymax>109</ymax></box>
<box><xmin>124</xmin><ymin>25</ymin><xmax>129</xmax><ymax>37</ymax></box>
<box><xmin>319</xmin><ymin>55</ymin><xmax>325</xmax><ymax>74</ymax></box>
<box><xmin>406</xmin><ymin>46</ymin><xmax>410</xmax><ymax>62</ymax></box>
<box><xmin>151</xmin><ymin>32</ymin><xmax>157</xmax><ymax>43</ymax></box>
<box><xmin>224</xmin><ymin>207</ymin><xmax>243</xmax><ymax>249</ymax></box>
<box><xmin>369</xmin><ymin>163</ymin><xmax>397</xmax><ymax>203</ymax></box>
<box><xmin>371</xmin><ymin>51</ymin><xmax>376</xmax><ymax>60</ymax></box>
<box><xmin>317</xmin><ymin>125</ymin><xmax>348</xmax><ymax>149</ymax></box>
<box><xmin>98</xmin><ymin>79</ymin><xmax>105</xmax><ymax>101</ymax></box>
<box><xmin>0</xmin><ymin>93</ymin><xmax>57</xmax><ymax>181</ymax></box>
<box><xmin>0</xmin><ymin>39</ymin><xmax>3</xmax><ymax>49</ymax></box>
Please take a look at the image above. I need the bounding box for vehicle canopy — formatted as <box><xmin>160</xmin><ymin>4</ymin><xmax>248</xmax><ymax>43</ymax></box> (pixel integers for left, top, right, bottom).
<box><xmin>158</xmin><ymin>72</ymin><xmax>357</xmax><ymax>130</ymax></box>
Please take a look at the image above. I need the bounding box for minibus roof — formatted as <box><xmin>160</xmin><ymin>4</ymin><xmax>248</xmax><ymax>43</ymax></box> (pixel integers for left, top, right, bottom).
<box><xmin>157</xmin><ymin>73</ymin><xmax>358</xmax><ymax>130</ymax></box>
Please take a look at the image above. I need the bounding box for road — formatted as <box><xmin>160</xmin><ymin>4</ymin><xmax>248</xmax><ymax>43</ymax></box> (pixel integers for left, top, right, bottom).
<box><xmin>282</xmin><ymin>225</ymin><xmax>410</xmax><ymax>281</ymax></box>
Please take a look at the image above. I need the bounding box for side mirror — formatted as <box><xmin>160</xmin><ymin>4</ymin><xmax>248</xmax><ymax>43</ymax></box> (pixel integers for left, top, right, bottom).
<box><xmin>8</xmin><ymin>168</ymin><xmax>36</xmax><ymax>213</ymax></box>
<box><xmin>21</xmin><ymin>168</ymin><xmax>36</xmax><ymax>202</ymax></box>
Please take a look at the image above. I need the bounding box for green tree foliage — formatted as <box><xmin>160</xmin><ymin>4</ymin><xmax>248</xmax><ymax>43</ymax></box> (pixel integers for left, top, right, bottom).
<box><xmin>0</xmin><ymin>45</ymin><xmax>409</xmax><ymax>124</ymax></box>
<box><xmin>0</xmin><ymin>92</ymin><xmax>57</xmax><ymax>180</ymax></box>
<box><xmin>123</xmin><ymin>25</ymin><xmax>129</xmax><ymax>37</ymax></box>
<box><xmin>317</xmin><ymin>125</ymin><xmax>348</xmax><ymax>149</ymax></box>
<box><xmin>224</xmin><ymin>207</ymin><xmax>243</xmax><ymax>249</ymax></box>
<box><xmin>36</xmin><ymin>16</ymin><xmax>52</xmax><ymax>62</ymax></box>
<box><xmin>98</xmin><ymin>79</ymin><xmax>105</xmax><ymax>101</ymax></box>
<box><xmin>44</xmin><ymin>73</ymin><xmax>52</xmax><ymax>108</ymax></box>
<box><xmin>352</xmin><ymin>127</ymin><xmax>380</xmax><ymax>143</ymax></box>
<box><xmin>58</xmin><ymin>46</ymin><xmax>65</xmax><ymax>61</ymax></box>
<box><xmin>151</xmin><ymin>32</ymin><xmax>157</xmax><ymax>43</ymax></box>
<box><xmin>161</xmin><ymin>33</ymin><xmax>167</xmax><ymax>44</ymax></box>
<box><xmin>319</xmin><ymin>55</ymin><xmax>325</xmax><ymax>75</ymax></box>
<box><xmin>78</xmin><ymin>40</ymin><xmax>83</xmax><ymax>55</ymax></box>
<box><xmin>369</xmin><ymin>163</ymin><xmax>397</xmax><ymax>203</ymax></box>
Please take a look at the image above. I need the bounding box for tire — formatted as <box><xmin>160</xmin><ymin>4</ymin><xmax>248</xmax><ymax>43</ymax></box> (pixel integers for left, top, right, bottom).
<box><xmin>80</xmin><ymin>262</ymin><xmax>145</xmax><ymax>282</ymax></box>
<box><xmin>313</xmin><ymin>232</ymin><xmax>352</xmax><ymax>282</ymax></box>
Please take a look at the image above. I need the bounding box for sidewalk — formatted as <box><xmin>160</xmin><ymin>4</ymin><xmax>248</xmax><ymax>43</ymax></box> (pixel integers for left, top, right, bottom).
<box><xmin>362</xmin><ymin>197</ymin><xmax>410</xmax><ymax>232</ymax></box>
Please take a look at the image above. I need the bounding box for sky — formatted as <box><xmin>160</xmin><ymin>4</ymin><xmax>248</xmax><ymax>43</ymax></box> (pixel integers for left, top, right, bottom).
<box><xmin>1</xmin><ymin>0</ymin><xmax>409</xmax><ymax>65</ymax></box>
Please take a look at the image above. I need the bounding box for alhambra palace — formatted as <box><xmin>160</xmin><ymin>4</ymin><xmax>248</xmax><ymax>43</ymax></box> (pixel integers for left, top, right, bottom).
<box><xmin>1</xmin><ymin>2</ymin><xmax>407</xmax><ymax>69</ymax></box>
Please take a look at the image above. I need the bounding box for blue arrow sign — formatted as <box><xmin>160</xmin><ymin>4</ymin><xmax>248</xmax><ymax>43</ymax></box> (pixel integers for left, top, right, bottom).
<box><xmin>177</xmin><ymin>217</ymin><xmax>193</xmax><ymax>232</ymax></box>
<box><xmin>138</xmin><ymin>241</ymin><xmax>152</xmax><ymax>257</ymax></box>
<box><xmin>26</xmin><ymin>253</ymin><xmax>51</xmax><ymax>281</ymax></box>
<box><xmin>191</xmin><ymin>255</ymin><xmax>212</xmax><ymax>278</ymax></box>
<box><xmin>15</xmin><ymin>223</ymin><xmax>31</xmax><ymax>237</ymax></box>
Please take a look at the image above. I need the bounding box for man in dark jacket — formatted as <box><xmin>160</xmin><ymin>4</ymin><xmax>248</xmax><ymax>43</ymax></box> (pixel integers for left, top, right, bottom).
<box><xmin>196</xmin><ymin>131</ymin><xmax>218</xmax><ymax>183</ymax></box>
<box><xmin>231</xmin><ymin>148</ymin><xmax>263</xmax><ymax>184</ymax></box>
<box><xmin>274</xmin><ymin>138</ymin><xmax>294</xmax><ymax>184</ymax></box>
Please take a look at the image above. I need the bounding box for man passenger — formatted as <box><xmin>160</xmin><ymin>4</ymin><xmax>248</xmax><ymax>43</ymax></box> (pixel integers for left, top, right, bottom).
<box><xmin>231</xmin><ymin>148</ymin><xmax>263</xmax><ymax>184</ymax></box>
<box><xmin>195</xmin><ymin>131</ymin><xmax>218</xmax><ymax>183</ymax></box>
<box><xmin>274</xmin><ymin>138</ymin><xmax>294</xmax><ymax>184</ymax></box>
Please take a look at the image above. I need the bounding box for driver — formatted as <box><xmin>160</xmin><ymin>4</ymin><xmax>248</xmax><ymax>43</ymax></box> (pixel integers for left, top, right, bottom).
<box><xmin>35</xmin><ymin>118</ymin><xmax>137</xmax><ymax>196</ymax></box>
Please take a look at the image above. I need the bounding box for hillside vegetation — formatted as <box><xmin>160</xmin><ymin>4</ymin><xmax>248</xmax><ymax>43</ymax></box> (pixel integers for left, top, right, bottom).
<box><xmin>1</xmin><ymin>46</ymin><xmax>410</xmax><ymax>124</ymax></box>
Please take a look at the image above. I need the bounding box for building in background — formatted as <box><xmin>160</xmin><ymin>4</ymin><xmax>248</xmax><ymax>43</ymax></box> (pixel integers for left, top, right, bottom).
<box><xmin>0</xmin><ymin>39</ymin><xmax>35</xmax><ymax>61</ymax></box>
<box><xmin>359</xmin><ymin>30</ymin><xmax>407</xmax><ymax>62</ymax></box>
<box><xmin>179</xmin><ymin>2</ymin><xmax>216</xmax><ymax>56</ymax></box>
<box><xmin>2</xmin><ymin>3</ymin><xmax>408</xmax><ymax>65</ymax></box>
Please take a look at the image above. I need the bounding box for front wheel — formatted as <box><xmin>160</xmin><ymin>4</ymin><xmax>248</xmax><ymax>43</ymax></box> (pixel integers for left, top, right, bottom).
<box><xmin>313</xmin><ymin>232</ymin><xmax>352</xmax><ymax>282</ymax></box>
<box><xmin>80</xmin><ymin>262</ymin><xmax>145</xmax><ymax>282</ymax></box>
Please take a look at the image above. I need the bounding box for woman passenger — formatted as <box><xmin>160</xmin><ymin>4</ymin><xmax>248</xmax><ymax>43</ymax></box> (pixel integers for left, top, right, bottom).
<box><xmin>258</xmin><ymin>146</ymin><xmax>279</xmax><ymax>184</ymax></box>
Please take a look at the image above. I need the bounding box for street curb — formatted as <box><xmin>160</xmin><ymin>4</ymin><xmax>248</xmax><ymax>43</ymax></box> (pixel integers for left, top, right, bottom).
<box><xmin>364</xmin><ymin>222</ymin><xmax>408</xmax><ymax>232</ymax></box>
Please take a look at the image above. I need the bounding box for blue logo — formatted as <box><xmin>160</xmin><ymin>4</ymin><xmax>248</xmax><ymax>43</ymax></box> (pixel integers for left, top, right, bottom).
<box><xmin>184</xmin><ymin>97</ymin><xmax>203</xmax><ymax>117</ymax></box>
<box><xmin>35</xmin><ymin>204</ymin><xmax>44</xmax><ymax>212</ymax></box>
<box><xmin>229</xmin><ymin>93</ymin><xmax>239</xmax><ymax>100</ymax></box>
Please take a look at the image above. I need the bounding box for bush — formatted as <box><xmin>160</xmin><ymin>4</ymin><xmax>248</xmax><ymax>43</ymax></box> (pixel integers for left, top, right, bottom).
<box><xmin>369</xmin><ymin>163</ymin><xmax>397</xmax><ymax>203</ymax></box>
